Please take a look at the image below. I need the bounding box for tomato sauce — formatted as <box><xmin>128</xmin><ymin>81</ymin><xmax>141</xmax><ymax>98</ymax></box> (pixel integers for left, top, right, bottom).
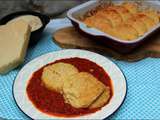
<box><xmin>26</xmin><ymin>57</ymin><xmax>113</xmax><ymax>117</ymax></box>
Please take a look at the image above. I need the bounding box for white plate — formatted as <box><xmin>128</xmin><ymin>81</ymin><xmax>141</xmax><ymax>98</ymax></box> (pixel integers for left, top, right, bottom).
<box><xmin>13</xmin><ymin>49</ymin><xmax>127</xmax><ymax>120</ymax></box>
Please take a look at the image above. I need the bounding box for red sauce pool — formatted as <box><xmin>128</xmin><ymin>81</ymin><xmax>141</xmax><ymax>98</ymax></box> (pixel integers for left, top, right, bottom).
<box><xmin>26</xmin><ymin>57</ymin><xmax>113</xmax><ymax>117</ymax></box>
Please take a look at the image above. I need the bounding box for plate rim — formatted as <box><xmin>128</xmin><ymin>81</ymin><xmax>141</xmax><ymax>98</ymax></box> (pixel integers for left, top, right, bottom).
<box><xmin>13</xmin><ymin>49</ymin><xmax>127</xmax><ymax>119</ymax></box>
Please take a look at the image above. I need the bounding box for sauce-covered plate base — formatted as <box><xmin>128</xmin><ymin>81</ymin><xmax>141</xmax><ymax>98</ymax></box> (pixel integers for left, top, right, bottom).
<box><xmin>13</xmin><ymin>49</ymin><xmax>127</xmax><ymax>119</ymax></box>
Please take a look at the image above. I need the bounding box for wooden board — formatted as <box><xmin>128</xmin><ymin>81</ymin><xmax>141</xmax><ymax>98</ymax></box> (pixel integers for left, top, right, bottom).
<box><xmin>52</xmin><ymin>27</ymin><xmax>160</xmax><ymax>62</ymax></box>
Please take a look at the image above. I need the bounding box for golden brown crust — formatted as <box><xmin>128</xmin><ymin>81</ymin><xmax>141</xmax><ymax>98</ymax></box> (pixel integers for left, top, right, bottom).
<box><xmin>96</xmin><ymin>10</ymin><xmax>123</xmax><ymax>27</ymax></box>
<box><xmin>122</xmin><ymin>2</ymin><xmax>138</xmax><ymax>14</ymax></box>
<box><xmin>83</xmin><ymin>15</ymin><xmax>114</xmax><ymax>35</ymax></box>
<box><xmin>83</xmin><ymin>2</ymin><xmax>159</xmax><ymax>41</ymax></box>
<box><xmin>134</xmin><ymin>13</ymin><xmax>156</xmax><ymax>30</ymax></box>
<box><xmin>106</xmin><ymin>5</ymin><xmax>132</xmax><ymax>21</ymax></box>
<box><xmin>126</xmin><ymin>17</ymin><xmax>147</xmax><ymax>36</ymax></box>
<box><xmin>89</xmin><ymin>87</ymin><xmax>110</xmax><ymax>109</ymax></box>
<box><xmin>141</xmin><ymin>9</ymin><xmax>159</xmax><ymax>24</ymax></box>
<box><xmin>41</xmin><ymin>62</ymin><xmax>79</xmax><ymax>92</ymax></box>
<box><xmin>63</xmin><ymin>72</ymin><xmax>105</xmax><ymax>108</ymax></box>
<box><xmin>112</xmin><ymin>24</ymin><xmax>139</xmax><ymax>40</ymax></box>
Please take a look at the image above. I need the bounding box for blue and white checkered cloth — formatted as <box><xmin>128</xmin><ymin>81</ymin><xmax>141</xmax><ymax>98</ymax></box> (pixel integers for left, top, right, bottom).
<box><xmin>0</xmin><ymin>19</ymin><xmax>160</xmax><ymax>120</ymax></box>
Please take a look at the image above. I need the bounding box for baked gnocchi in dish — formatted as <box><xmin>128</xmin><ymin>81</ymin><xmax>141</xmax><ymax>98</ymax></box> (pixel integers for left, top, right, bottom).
<box><xmin>83</xmin><ymin>2</ymin><xmax>160</xmax><ymax>41</ymax></box>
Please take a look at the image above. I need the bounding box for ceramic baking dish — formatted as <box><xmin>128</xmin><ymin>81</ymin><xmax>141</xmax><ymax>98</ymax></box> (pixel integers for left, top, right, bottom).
<box><xmin>67</xmin><ymin>0</ymin><xmax>160</xmax><ymax>53</ymax></box>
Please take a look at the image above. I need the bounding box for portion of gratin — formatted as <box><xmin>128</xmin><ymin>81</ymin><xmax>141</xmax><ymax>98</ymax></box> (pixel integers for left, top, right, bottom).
<box><xmin>83</xmin><ymin>2</ymin><xmax>160</xmax><ymax>41</ymax></box>
<box><xmin>41</xmin><ymin>62</ymin><xmax>111</xmax><ymax>109</ymax></box>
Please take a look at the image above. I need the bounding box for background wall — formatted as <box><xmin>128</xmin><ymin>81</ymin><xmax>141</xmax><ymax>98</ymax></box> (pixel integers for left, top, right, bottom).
<box><xmin>0</xmin><ymin>0</ymin><xmax>87</xmax><ymax>19</ymax></box>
